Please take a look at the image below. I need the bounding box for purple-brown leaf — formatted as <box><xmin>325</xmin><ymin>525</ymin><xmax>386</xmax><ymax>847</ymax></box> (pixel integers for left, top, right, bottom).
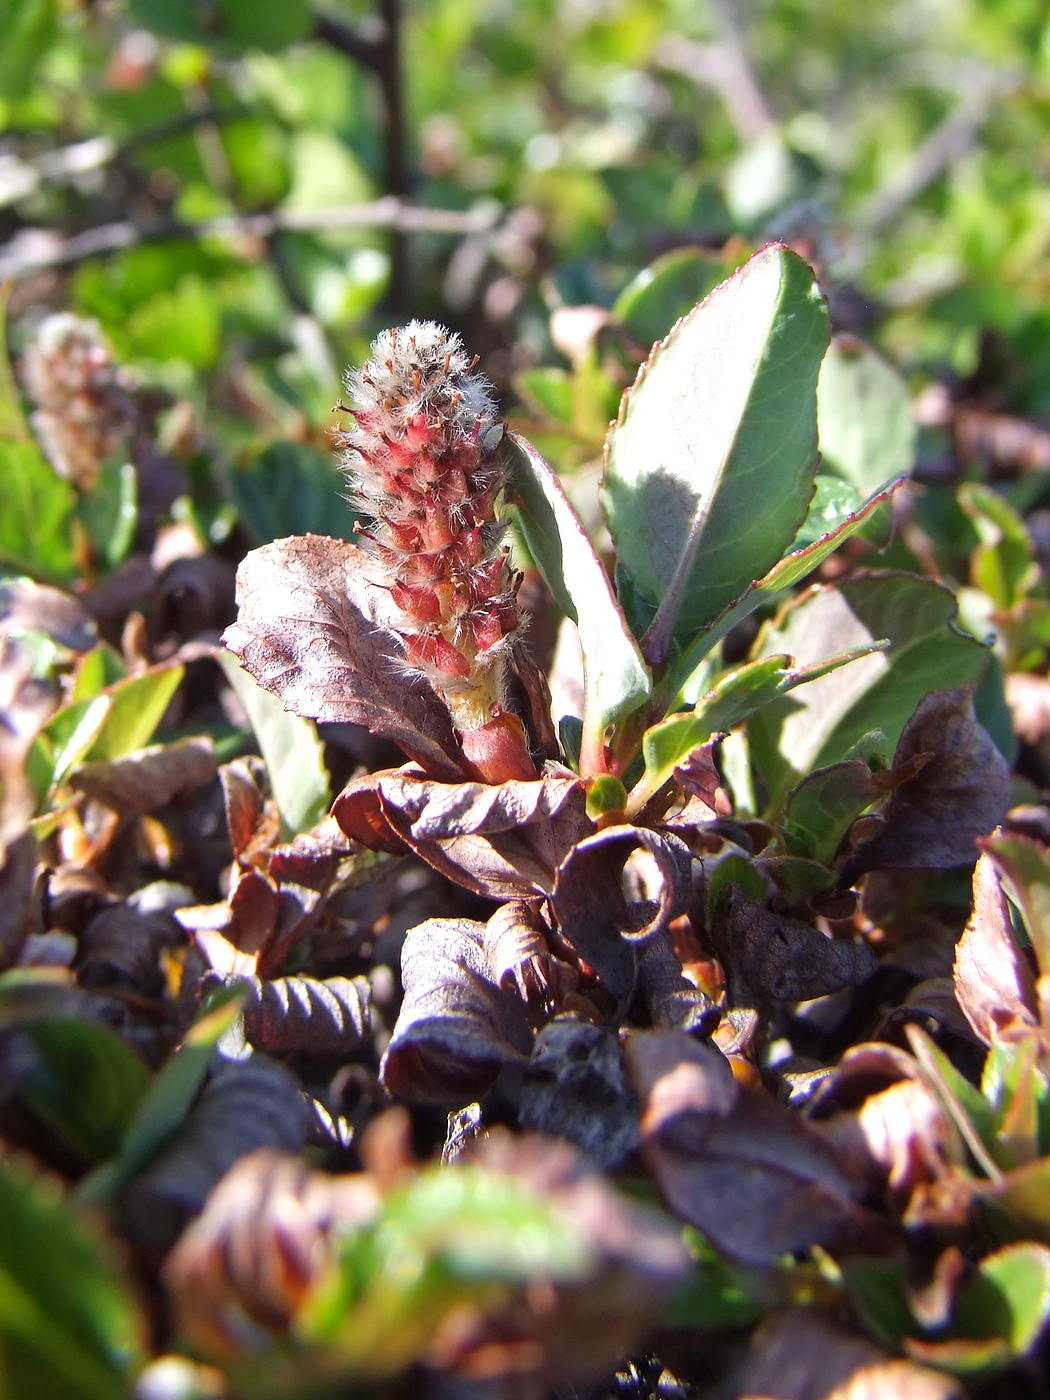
<box><xmin>71</xmin><ymin>736</ymin><xmax>216</xmax><ymax>815</ymax></box>
<box><xmin>240</xmin><ymin>974</ymin><xmax>374</xmax><ymax>1056</ymax></box>
<box><xmin>380</xmin><ymin>915</ymin><xmax>534</xmax><ymax>1107</ymax></box>
<box><xmin>222</xmin><ymin>534</ymin><xmax>463</xmax><ymax>779</ymax></box>
<box><xmin>840</xmin><ymin>688</ymin><xmax>1011</xmax><ymax>881</ymax></box>
<box><xmin>333</xmin><ymin>764</ymin><xmax>591</xmax><ymax>900</ymax></box>
<box><xmin>954</xmin><ymin>853</ymin><xmax>1038</xmax><ymax>1045</ymax></box>
<box><xmin>551</xmin><ymin>824</ymin><xmax>693</xmax><ymax>998</ymax></box>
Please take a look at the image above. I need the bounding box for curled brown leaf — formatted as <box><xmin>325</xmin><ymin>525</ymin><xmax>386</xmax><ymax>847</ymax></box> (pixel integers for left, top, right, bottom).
<box><xmin>954</xmin><ymin>852</ymin><xmax>1037</xmax><ymax>1045</ymax></box>
<box><xmin>71</xmin><ymin>736</ymin><xmax>216</xmax><ymax>815</ymax></box>
<box><xmin>222</xmin><ymin>534</ymin><xmax>463</xmax><ymax>778</ymax></box>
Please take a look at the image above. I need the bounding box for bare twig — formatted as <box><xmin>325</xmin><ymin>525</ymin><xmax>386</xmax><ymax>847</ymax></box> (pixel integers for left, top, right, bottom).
<box><xmin>312</xmin><ymin>10</ymin><xmax>384</xmax><ymax>73</ymax></box>
<box><xmin>856</xmin><ymin>68</ymin><xmax>1023</xmax><ymax>234</ymax></box>
<box><xmin>0</xmin><ymin>109</ymin><xmax>245</xmax><ymax>210</ymax></box>
<box><xmin>0</xmin><ymin>199</ymin><xmax>502</xmax><ymax>281</ymax></box>
<box><xmin>655</xmin><ymin>4</ymin><xmax>776</xmax><ymax>146</ymax></box>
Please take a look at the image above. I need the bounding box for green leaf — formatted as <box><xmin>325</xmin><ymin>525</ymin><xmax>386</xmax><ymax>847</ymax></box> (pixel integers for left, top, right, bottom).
<box><xmin>84</xmin><ymin>664</ymin><xmax>184</xmax><ymax>763</ymax></box>
<box><xmin>128</xmin><ymin>0</ymin><xmax>309</xmax><ymax>53</ymax></box>
<box><xmin>0</xmin><ymin>440</ymin><xmax>77</xmax><ymax>585</ymax></box>
<box><xmin>76</xmin><ymin>458</ymin><xmax>138</xmax><ymax>570</ymax></box>
<box><xmin>663</xmin><ymin>479</ymin><xmax>903</xmax><ymax>708</ymax></box>
<box><xmin>0</xmin><ymin>0</ymin><xmax>58</xmax><ymax>102</ymax></box>
<box><xmin>844</xmin><ymin>1257</ymin><xmax>915</xmax><ymax>1351</ymax></box>
<box><xmin>19</xmin><ymin>1018</ymin><xmax>151</xmax><ymax>1164</ymax></box>
<box><xmin>514</xmin><ymin>367</ymin><xmax>573</xmax><ymax>426</ymax></box>
<box><xmin>612</xmin><ymin>247</ymin><xmax>731</xmax><ymax>350</ymax></box>
<box><xmin>220</xmin><ymin>653</ymin><xmax>330</xmax><ymax>834</ymax></box>
<box><xmin>790</xmin><ymin>475</ymin><xmax>866</xmax><ymax>551</ymax></box>
<box><xmin>505</xmin><ymin>433</ymin><xmax>651</xmax><ymax>772</ymax></box>
<box><xmin>959</xmin><ymin>482</ymin><xmax>1038</xmax><ymax>611</ymax></box>
<box><xmin>986</xmin><ymin>1035</ymin><xmax>1044</xmax><ymax>1170</ymax></box>
<box><xmin>47</xmin><ymin>695</ymin><xmax>112</xmax><ymax>788</ymax></box>
<box><xmin>781</xmin><ymin>761</ymin><xmax>881</xmax><ymax>864</ymax></box>
<box><xmin>602</xmin><ymin>245</ymin><xmax>829</xmax><ymax>664</ymax></box>
<box><xmin>229</xmin><ymin>442</ymin><xmax>358</xmax><ymax>546</ymax></box>
<box><xmin>0</xmin><ymin>1159</ymin><xmax>142</xmax><ymax>1400</ymax></box>
<box><xmin>817</xmin><ymin>336</ymin><xmax>916</xmax><ymax>495</ymax></box>
<box><xmin>905</xmin><ymin>1025</ymin><xmax>1000</xmax><ymax>1180</ymax></box>
<box><xmin>747</xmin><ymin>574</ymin><xmax>990</xmax><ymax>811</ymax></box>
<box><xmin>935</xmin><ymin>1243</ymin><xmax>1050</xmax><ymax>1374</ymax></box>
<box><xmin>77</xmin><ymin>986</ymin><xmax>245</xmax><ymax>1205</ymax></box>
<box><xmin>628</xmin><ymin>643</ymin><xmax>886</xmax><ymax>818</ymax></box>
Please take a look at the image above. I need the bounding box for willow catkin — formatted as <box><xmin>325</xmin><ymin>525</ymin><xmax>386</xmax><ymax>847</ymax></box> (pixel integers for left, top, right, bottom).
<box><xmin>339</xmin><ymin>322</ymin><xmax>536</xmax><ymax>783</ymax></box>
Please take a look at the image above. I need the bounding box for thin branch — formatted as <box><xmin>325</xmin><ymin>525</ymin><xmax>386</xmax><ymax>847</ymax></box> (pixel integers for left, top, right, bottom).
<box><xmin>0</xmin><ymin>199</ymin><xmax>502</xmax><ymax>281</ymax></box>
<box><xmin>655</xmin><ymin>18</ymin><xmax>776</xmax><ymax>145</ymax></box>
<box><xmin>312</xmin><ymin>10</ymin><xmax>385</xmax><ymax>73</ymax></box>
<box><xmin>0</xmin><ymin>108</ymin><xmax>244</xmax><ymax>210</ymax></box>
<box><xmin>856</xmin><ymin>69</ymin><xmax>1022</xmax><ymax>233</ymax></box>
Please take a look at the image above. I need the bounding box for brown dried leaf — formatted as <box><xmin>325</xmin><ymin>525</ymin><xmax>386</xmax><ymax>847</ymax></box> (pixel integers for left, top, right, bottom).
<box><xmin>485</xmin><ymin>899</ymin><xmax>577</xmax><ymax>1023</ymax></box>
<box><xmin>219</xmin><ymin>757</ymin><xmax>277</xmax><ymax>865</ymax></box>
<box><xmin>954</xmin><ymin>853</ymin><xmax>1038</xmax><ymax>1045</ymax></box>
<box><xmin>840</xmin><ymin>688</ymin><xmax>1011</xmax><ymax>881</ymax></box>
<box><xmin>240</xmin><ymin>974</ymin><xmax>373</xmax><ymax>1056</ymax></box>
<box><xmin>334</xmin><ymin>764</ymin><xmax>591</xmax><ymax>900</ymax></box>
<box><xmin>720</xmin><ymin>891</ymin><xmax>876</xmax><ymax>1009</ymax></box>
<box><xmin>177</xmin><ymin>866</ymin><xmax>279</xmax><ymax>978</ymax></box>
<box><xmin>380</xmin><ymin>916</ymin><xmax>533</xmax><ymax>1107</ymax></box>
<box><xmin>0</xmin><ymin>578</ymin><xmax>97</xmax><ymax>652</ymax></box>
<box><xmin>71</xmin><ymin>736</ymin><xmax>216</xmax><ymax>814</ymax></box>
<box><xmin>519</xmin><ymin>1017</ymin><xmax>640</xmax><ymax>1169</ymax></box>
<box><xmin>630</xmin><ymin>1032</ymin><xmax>859</xmax><ymax>1265</ymax></box>
<box><xmin>121</xmin><ymin>1056</ymin><xmax>311</xmax><ymax>1254</ymax></box>
<box><xmin>729</xmin><ymin>1308</ymin><xmax>962</xmax><ymax>1400</ymax></box>
<box><xmin>77</xmin><ymin>881</ymin><xmax>189</xmax><ymax>991</ymax></box>
<box><xmin>637</xmin><ymin>928</ymin><xmax>720</xmax><ymax>1036</ymax></box>
<box><xmin>551</xmin><ymin>824</ymin><xmax>693</xmax><ymax>998</ymax></box>
<box><xmin>165</xmin><ymin>1148</ymin><xmax>380</xmax><ymax>1357</ymax></box>
<box><xmin>222</xmin><ymin>534</ymin><xmax>463</xmax><ymax>779</ymax></box>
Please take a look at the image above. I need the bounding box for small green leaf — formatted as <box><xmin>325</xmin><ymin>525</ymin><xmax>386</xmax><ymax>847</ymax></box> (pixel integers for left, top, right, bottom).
<box><xmin>790</xmin><ymin>475</ymin><xmax>866</xmax><ymax>551</ymax></box>
<box><xmin>747</xmin><ymin>574</ymin><xmax>990</xmax><ymax>811</ymax></box>
<box><xmin>85</xmin><ymin>664</ymin><xmax>184</xmax><ymax>763</ymax></box>
<box><xmin>229</xmin><ymin>442</ymin><xmax>357</xmax><ymax>546</ymax></box>
<box><xmin>19</xmin><ymin>1018</ymin><xmax>151</xmax><ymax>1164</ymax></box>
<box><xmin>906</xmin><ymin>1024</ymin><xmax>1000</xmax><ymax>1180</ymax></box>
<box><xmin>0</xmin><ymin>440</ymin><xmax>77</xmax><ymax>585</ymax></box>
<box><xmin>988</xmin><ymin>1036</ymin><xmax>1043</xmax><ymax>1170</ymax></box>
<box><xmin>817</xmin><ymin>336</ymin><xmax>916</xmax><ymax>495</ymax></box>
<box><xmin>48</xmin><ymin>696</ymin><xmax>112</xmax><ymax>788</ymax></box>
<box><xmin>628</xmin><ymin>644</ymin><xmax>885</xmax><ymax>818</ymax></box>
<box><xmin>0</xmin><ymin>289</ymin><xmax>31</xmax><ymax>441</ymax></box>
<box><xmin>76</xmin><ymin>459</ymin><xmax>138</xmax><ymax>570</ymax></box>
<box><xmin>602</xmin><ymin>245</ymin><xmax>829</xmax><ymax>665</ymax></box>
<box><xmin>782</xmin><ymin>761</ymin><xmax>881</xmax><ymax>864</ymax></box>
<box><xmin>505</xmin><ymin>433</ymin><xmax>651</xmax><ymax>772</ymax></box>
<box><xmin>515</xmin><ymin>367</ymin><xmax>574</xmax><ymax>426</ymax></box>
<box><xmin>220</xmin><ymin>653</ymin><xmax>330</xmax><ymax>834</ymax></box>
<box><xmin>945</xmin><ymin>1243</ymin><xmax>1050</xmax><ymax>1371</ymax></box>
<box><xmin>663</xmin><ymin>479</ymin><xmax>902</xmax><ymax>708</ymax></box>
<box><xmin>959</xmin><ymin>483</ymin><xmax>1039</xmax><ymax>611</ymax></box>
<box><xmin>0</xmin><ymin>1158</ymin><xmax>142</xmax><ymax>1400</ymax></box>
<box><xmin>0</xmin><ymin>0</ymin><xmax>59</xmax><ymax>102</ymax></box>
<box><xmin>612</xmin><ymin>247</ymin><xmax>730</xmax><ymax>350</ymax></box>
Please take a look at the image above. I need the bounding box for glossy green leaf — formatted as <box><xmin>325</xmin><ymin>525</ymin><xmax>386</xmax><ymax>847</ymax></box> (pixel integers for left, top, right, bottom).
<box><xmin>47</xmin><ymin>695</ymin><xmax>112</xmax><ymax>788</ymax></box>
<box><xmin>663</xmin><ymin>479</ymin><xmax>903</xmax><ymax>708</ymax></box>
<box><xmin>790</xmin><ymin>474</ymin><xmax>866</xmax><ymax>551</ymax></box>
<box><xmin>628</xmin><ymin>643</ymin><xmax>885</xmax><ymax>817</ymax></box>
<box><xmin>220</xmin><ymin>653</ymin><xmax>330</xmax><ymax>834</ymax></box>
<box><xmin>0</xmin><ymin>440</ymin><xmax>77</xmax><ymax>585</ymax></box>
<box><xmin>906</xmin><ymin>1025</ymin><xmax>1000</xmax><ymax>1179</ymax></box>
<box><xmin>612</xmin><ymin>247</ymin><xmax>730</xmax><ymax>350</ymax></box>
<box><xmin>0</xmin><ymin>1159</ymin><xmax>142</xmax><ymax>1400</ymax></box>
<box><xmin>84</xmin><ymin>664</ymin><xmax>184</xmax><ymax>763</ymax></box>
<box><xmin>19</xmin><ymin>1018</ymin><xmax>151</xmax><ymax>1164</ymax></box>
<box><xmin>987</xmin><ymin>1035</ymin><xmax>1043</xmax><ymax>1170</ymax></box>
<box><xmin>505</xmin><ymin>432</ymin><xmax>651</xmax><ymax>771</ymax></box>
<box><xmin>747</xmin><ymin>574</ymin><xmax>990</xmax><ymax>810</ymax></box>
<box><xmin>602</xmin><ymin>245</ymin><xmax>828</xmax><ymax>663</ymax></box>
<box><xmin>515</xmin><ymin>367</ymin><xmax>574</xmax><ymax>426</ymax></box>
<box><xmin>781</xmin><ymin>761</ymin><xmax>881</xmax><ymax>864</ymax></box>
<box><xmin>229</xmin><ymin>442</ymin><xmax>358</xmax><ymax>546</ymax></box>
<box><xmin>938</xmin><ymin>1244</ymin><xmax>1050</xmax><ymax>1373</ymax></box>
<box><xmin>817</xmin><ymin>336</ymin><xmax>916</xmax><ymax>494</ymax></box>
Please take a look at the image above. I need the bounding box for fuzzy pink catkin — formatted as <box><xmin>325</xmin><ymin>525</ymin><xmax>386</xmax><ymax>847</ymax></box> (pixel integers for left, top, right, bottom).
<box><xmin>339</xmin><ymin>322</ymin><xmax>535</xmax><ymax>782</ymax></box>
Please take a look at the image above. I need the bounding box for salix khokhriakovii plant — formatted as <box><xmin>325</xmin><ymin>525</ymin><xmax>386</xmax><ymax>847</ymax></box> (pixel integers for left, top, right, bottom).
<box><xmin>225</xmin><ymin>245</ymin><xmax>1009</xmax><ymax>1246</ymax></box>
